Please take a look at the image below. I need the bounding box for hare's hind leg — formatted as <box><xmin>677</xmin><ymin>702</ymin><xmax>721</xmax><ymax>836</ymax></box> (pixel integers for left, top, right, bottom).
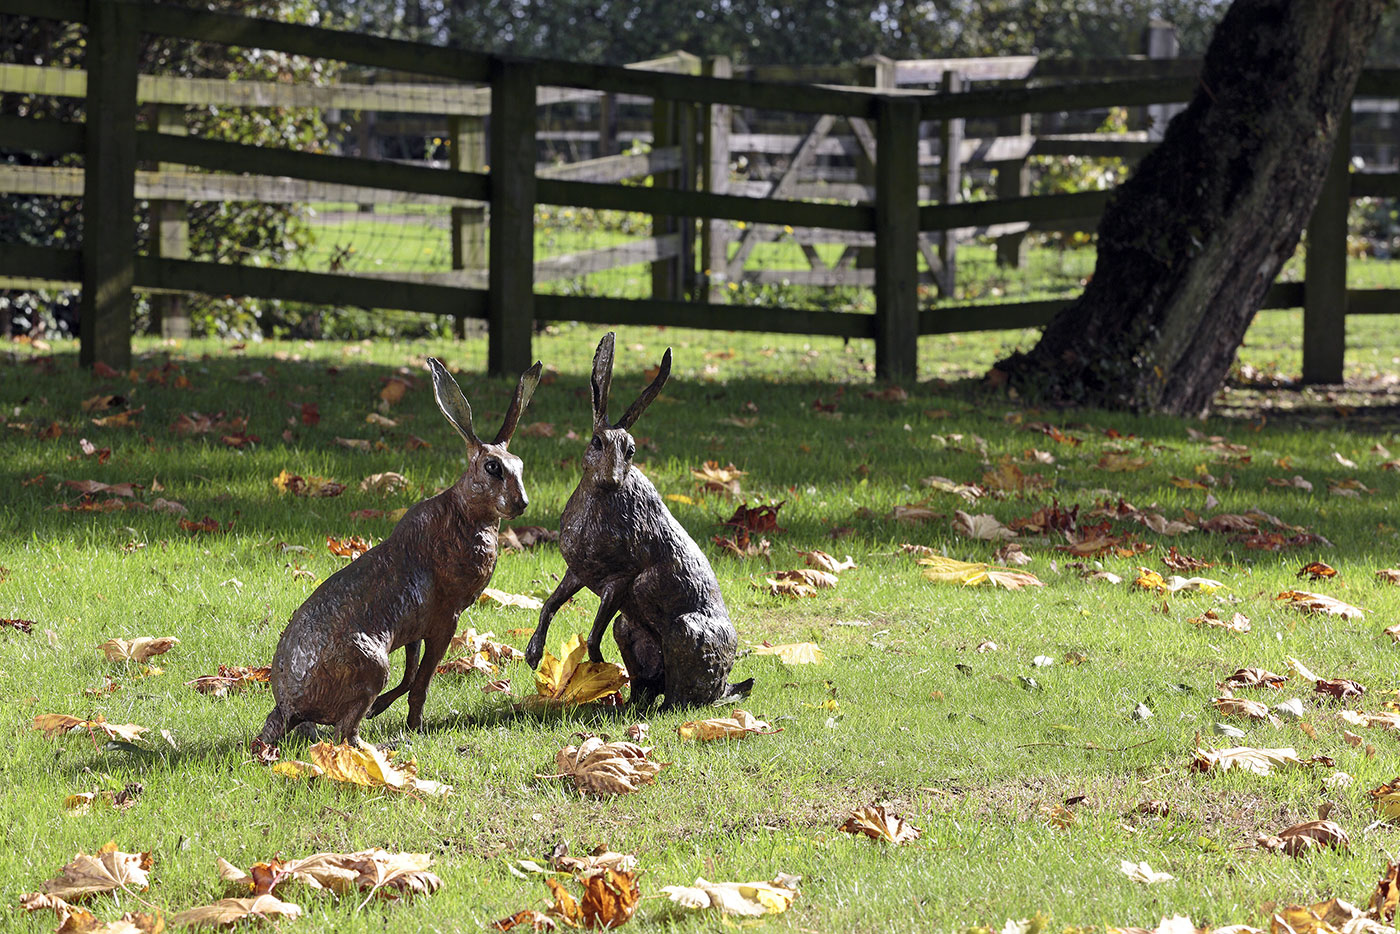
<box><xmin>404</xmin><ymin>630</ymin><xmax>453</xmax><ymax>732</ymax></box>
<box><xmin>368</xmin><ymin>640</ymin><xmax>420</xmax><ymax>719</ymax></box>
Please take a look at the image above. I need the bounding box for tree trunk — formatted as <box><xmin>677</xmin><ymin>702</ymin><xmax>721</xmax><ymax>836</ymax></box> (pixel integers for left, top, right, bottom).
<box><xmin>993</xmin><ymin>0</ymin><xmax>1383</xmax><ymax>416</ymax></box>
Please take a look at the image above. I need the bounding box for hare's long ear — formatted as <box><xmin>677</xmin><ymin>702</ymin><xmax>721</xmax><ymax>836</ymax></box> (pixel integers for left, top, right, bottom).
<box><xmin>428</xmin><ymin>357</ymin><xmax>480</xmax><ymax>448</ymax></box>
<box><xmin>616</xmin><ymin>348</ymin><xmax>671</xmax><ymax>431</ymax></box>
<box><xmin>590</xmin><ymin>332</ymin><xmax>616</xmax><ymax>430</ymax></box>
<box><xmin>494</xmin><ymin>361</ymin><xmax>543</xmax><ymax>446</ymax></box>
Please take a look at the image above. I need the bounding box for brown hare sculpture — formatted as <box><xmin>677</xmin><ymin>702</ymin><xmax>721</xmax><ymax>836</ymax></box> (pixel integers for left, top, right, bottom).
<box><xmin>259</xmin><ymin>357</ymin><xmax>542</xmax><ymax>746</ymax></box>
<box><xmin>525</xmin><ymin>332</ymin><xmax>751</xmax><ymax>708</ymax></box>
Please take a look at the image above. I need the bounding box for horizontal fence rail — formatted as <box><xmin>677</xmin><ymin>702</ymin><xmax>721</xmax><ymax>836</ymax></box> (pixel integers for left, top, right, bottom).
<box><xmin>0</xmin><ymin>0</ymin><xmax>1397</xmax><ymax>382</ymax></box>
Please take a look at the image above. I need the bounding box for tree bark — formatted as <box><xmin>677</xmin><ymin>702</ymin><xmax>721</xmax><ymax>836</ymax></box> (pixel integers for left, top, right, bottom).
<box><xmin>993</xmin><ymin>0</ymin><xmax>1384</xmax><ymax>416</ymax></box>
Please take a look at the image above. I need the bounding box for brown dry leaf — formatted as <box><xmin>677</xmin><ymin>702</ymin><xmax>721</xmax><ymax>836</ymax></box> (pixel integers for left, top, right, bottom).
<box><xmin>952</xmin><ymin>510</ymin><xmax>1016</xmax><ymax>541</ymax></box>
<box><xmin>359</xmin><ymin>472</ymin><xmax>409</xmax><ymax>496</ymax></box>
<box><xmin>1212</xmin><ymin>697</ymin><xmax>1281</xmax><ymax>727</ymax></box>
<box><xmin>448</xmin><ymin>628</ymin><xmax>524</xmax><ymax>663</ymax></box>
<box><xmin>32</xmin><ymin>714</ymin><xmax>147</xmax><ymax>744</ymax></box>
<box><xmin>1297</xmin><ymin>561</ymin><xmax>1337</xmax><ymax>581</ymax></box>
<box><xmin>1098</xmin><ymin>452</ymin><xmax>1151</xmax><ymax>472</ymax></box>
<box><xmin>1044</xmin><ymin>805</ymin><xmax>1077</xmax><ymax>829</ymax></box>
<box><xmin>1271</xmin><ymin>898</ymin><xmax>1377</xmax><ymax>934</ymax></box>
<box><xmin>661</xmin><ymin>874</ymin><xmax>799</xmax><ymax>917</ymax></box>
<box><xmin>4</xmin><ymin>617</ymin><xmax>36</xmax><ymax>634</ymax></box>
<box><xmin>98</xmin><ymin>636</ymin><xmax>179</xmax><ymax>663</ymax></box>
<box><xmin>1163</xmin><ymin>546</ymin><xmax>1213</xmax><ymax>571</ymax></box>
<box><xmin>326</xmin><ymin>535</ymin><xmax>372</xmax><ymax>560</ymax></box>
<box><xmin>839</xmin><ymin>805</ymin><xmax>921</xmax><ymax>844</ymax></box>
<box><xmin>273</xmin><ymin>741</ymin><xmax>451</xmax><ymax>797</ymax></box>
<box><xmin>436</xmin><ymin>653</ymin><xmax>495</xmax><ymax>676</ymax></box>
<box><xmin>775</xmin><ymin>568</ymin><xmax>837</xmax><ymax>589</ymax></box>
<box><xmin>1370</xmin><ymin>780</ymin><xmax>1400</xmax><ymax>821</ymax></box>
<box><xmin>548</xmin><ymin>843</ymin><xmax>640</xmax><ymax>877</ymax></box>
<box><xmin>548</xmin><ymin>735</ymin><xmax>666</xmax><ymax>795</ymax></box>
<box><xmin>1340</xmin><ymin>711</ymin><xmax>1400</xmax><ymax>731</ymax></box>
<box><xmin>1315</xmin><ymin>678</ymin><xmax>1366</xmax><ymax>702</ymax></box>
<box><xmin>335</xmin><ymin>437</ymin><xmax>372</xmax><ymax>452</ymax></box>
<box><xmin>750</xmin><ymin>642</ymin><xmax>824</xmax><ymax>664</ymax></box>
<box><xmin>993</xmin><ymin>542</ymin><xmax>1032</xmax><ymax>566</ymax></box>
<box><xmin>712</xmin><ymin>530</ymin><xmax>771</xmax><ymax>559</ymax></box>
<box><xmin>479</xmin><ymin>588</ymin><xmax>544</xmax><ymax>610</ymax></box>
<box><xmin>217</xmin><ymin>848</ymin><xmax>440</xmax><ymax>899</ymax></box>
<box><xmin>720</xmin><ymin>502</ymin><xmax>786</xmax><ymax>535</ymax></box>
<box><xmin>692</xmin><ymin>461</ymin><xmax>745</xmax><ymax>496</ymax></box>
<box><xmin>1190</xmin><ymin>745</ymin><xmax>1325</xmax><ymax>776</ymax></box>
<box><xmin>1140</xmin><ymin>513</ymin><xmax>1197</xmax><ymax>536</ymax></box>
<box><xmin>1387</xmin><ymin>622</ymin><xmax>1400</xmax><ymax>644</ymax></box>
<box><xmin>891</xmin><ymin>502</ymin><xmax>944</xmax><ymax>523</ymax></box>
<box><xmin>529</xmin><ymin>633</ymin><xmax>628</xmax><ymax>706</ymax></box>
<box><xmin>977</xmin><ymin>569</ymin><xmax>1044</xmax><ymax>590</ymax></box>
<box><xmin>186</xmin><ymin>665</ymin><xmax>271</xmax><ymax>697</ymax></box>
<box><xmin>1189</xmin><ymin>610</ymin><xmax>1251</xmax><ymax>633</ymax></box>
<box><xmin>796</xmin><ymin>550</ymin><xmax>856</xmax><ymax>574</ymax></box>
<box><xmin>1376</xmin><ymin>569</ymin><xmax>1400</xmax><ymax>586</ymax></box>
<box><xmin>578</xmin><ymin>869</ymin><xmax>641</xmax><ymax>929</ymax></box>
<box><xmin>379</xmin><ymin>377</ymin><xmax>410</xmax><ymax>405</ymax></box>
<box><xmin>501</xmin><ymin>526</ymin><xmax>558</xmax><ymax>551</ymax></box>
<box><xmin>38</xmin><ymin>841</ymin><xmax>153</xmax><ymax>901</ymax></box>
<box><xmin>678</xmin><ymin>708</ymin><xmax>782</xmax><ymax>741</ymax></box>
<box><xmin>756</xmin><ymin>573</ymin><xmax>823</xmax><ymax>598</ymax></box>
<box><xmin>1275</xmin><ymin>591</ymin><xmax>1365</xmax><ymax>620</ymax></box>
<box><xmin>170</xmin><ymin>894</ymin><xmax>302</xmax><ymax>928</ymax></box>
<box><xmin>1223</xmin><ymin>667</ymin><xmax>1289</xmax><ymax>690</ymax></box>
<box><xmin>1372</xmin><ymin>861</ymin><xmax>1400</xmax><ymax>922</ymax></box>
<box><xmin>272</xmin><ymin>470</ymin><xmax>345</xmax><ymax>498</ymax></box>
<box><xmin>920</xmin><ymin>476</ymin><xmax>982</xmax><ymax>504</ymax></box>
<box><xmin>488</xmin><ymin>908</ymin><xmax>559</xmax><ymax>931</ymax></box>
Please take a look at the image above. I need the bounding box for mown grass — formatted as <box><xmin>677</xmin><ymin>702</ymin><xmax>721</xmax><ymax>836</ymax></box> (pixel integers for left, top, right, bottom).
<box><xmin>3</xmin><ymin>316</ymin><xmax>1400</xmax><ymax>932</ymax></box>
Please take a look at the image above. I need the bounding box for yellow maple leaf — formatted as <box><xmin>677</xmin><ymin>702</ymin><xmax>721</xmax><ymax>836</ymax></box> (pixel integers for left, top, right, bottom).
<box><xmin>678</xmin><ymin>708</ymin><xmax>782</xmax><ymax>741</ymax></box>
<box><xmin>532</xmin><ymin>633</ymin><xmax>628</xmax><ymax>705</ymax></box>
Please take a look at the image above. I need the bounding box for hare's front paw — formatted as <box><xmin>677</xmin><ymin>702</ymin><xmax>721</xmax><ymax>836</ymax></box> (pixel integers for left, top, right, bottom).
<box><xmin>524</xmin><ymin>634</ymin><xmax>545</xmax><ymax>669</ymax></box>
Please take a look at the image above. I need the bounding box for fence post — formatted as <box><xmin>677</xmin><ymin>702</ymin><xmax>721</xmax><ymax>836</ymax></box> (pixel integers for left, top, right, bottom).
<box><xmin>449</xmin><ymin>113</ymin><xmax>487</xmax><ymax>338</ymax></box>
<box><xmin>151</xmin><ymin>103</ymin><xmax>190</xmax><ymax>339</ymax></box>
<box><xmin>488</xmin><ymin>58</ymin><xmax>537</xmax><ymax>376</ymax></box>
<box><xmin>597</xmin><ymin>92</ymin><xmax>618</xmax><ymax>158</ymax></box>
<box><xmin>874</xmin><ymin>95</ymin><xmax>920</xmax><ymax>382</ymax></box>
<box><xmin>1143</xmin><ymin>21</ymin><xmax>1181</xmax><ymax>141</ymax></box>
<box><xmin>994</xmin><ymin>110</ymin><xmax>1031</xmax><ymax>269</ymax></box>
<box><xmin>650</xmin><ymin>91</ymin><xmax>686</xmax><ymax>302</ymax></box>
<box><xmin>701</xmin><ymin>55</ymin><xmax>731</xmax><ymax>303</ymax></box>
<box><xmin>80</xmin><ymin>0</ymin><xmax>139</xmax><ymax>370</ymax></box>
<box><xmin>1302</xmin><ymin>107</ymin><xmax>1351</xmax><ymax>385</ymax></box>
<box><xmin>936</xmin><ymin>70</ymin><xmax>963</xmax><ymax>298</ymax></box>
<box><xmin>856</xmin><ymin>55</ymin><xmax>895</xmax><ymax>272</ymax></box>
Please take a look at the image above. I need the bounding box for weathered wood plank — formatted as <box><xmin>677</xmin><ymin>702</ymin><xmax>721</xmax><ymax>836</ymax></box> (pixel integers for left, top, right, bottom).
<box><xmin>1345</xmin><ymin>289</ymin><xmax>1400</xmax><ymax>314</ymax></box>
<box><xmin>538</xmin><ymin>147</ymin><xmax>682</xmax><ymax>183</ymax></box>
<box><xmin>895</xmin><ymin>56</ymin><xmax>1040</xmax><ymax>84</ymax></box>
<box><xmin>920</xmin><ymin>190</ymin><xmax>1110</xmax><ymax>230</ymax></box>
<box><xmin>746</xmin><ymin>268</ymin><xmax>875</xmax><ymax>286</ymax></box>
<box><xmin>536</xmin><ymin>178</ymin><xmax>874</xmax><ymax>231</ymax></box>
<box><xmin>488</xmin><ymin>58</ymin><xmax>537</xmax><ymax>375</ymax></box>
<box><xmin>135</xmin><ymin>256</ymin><xmax>486</xmax><ymax>317</ymax></box>
<box><xmin>0</xmin><ymin>114</ymin><xmax>85</xmax><ymax>155</ymax></box>
<box><xmin>702</xmin><ymin>55</ymin><xmax>732</xmax><ymax>302</ymax></box>
<box><xmin>996</xmin><ymin>112</ymin><xmax>1032</xmax><ymax>269</ymax></box>
<box><xmin>919</xmin><ymin>76</ymin><xmax>1196</xmax><ymax>121</ymax></box>
<box><xmin>151</xmin><ymin>103</ymin><xmax>190</xmax><ymax>339</ymax></box>
<box><xmin>0</xmin><ymin>243</ymin><xmax>82</xmax><ymax>282</ymax></box>
<box><xmin>1302</xmin><ymin>110</ymin><xmax>1350</xmax><ymax>384</ymax></box>
<box><xmin>920</xmin><ymin>299</ymin><xmax>1070</xmax><ymax>334</ymax></box>
<box><xmin>935</xmin><ymin>71</ymin><xmax>963</xmax><ymax>298</ymax></box>
<box><xmin>539</xmin><ymin>234</ymin><xmax>680</xmax><ymax>279</ymax></box>
<box><xmin>135</xmin><ymin>131</ymin><xmax>490</xmax><ymax>202</ymax></box>
<box><xmin>1351</xmin><ymin>171</ymin><xmax>1400</xmax><ymax>197</ymax></box>
<box><xmin>1031</xmin><ymin>134</ymin><xmax>1157</xmax><ymax>158</ymax></box>
<box><xmin>80</xmin><ymin>0</ymin><xmax>139</xmax><ymax>370</ymax></box>
<box><xmin>535</xmin><ymin>294</ymin><xmax>876</xmax><ymax>338</ymax></box>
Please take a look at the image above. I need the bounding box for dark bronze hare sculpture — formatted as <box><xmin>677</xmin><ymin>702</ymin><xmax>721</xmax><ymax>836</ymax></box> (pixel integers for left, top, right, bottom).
<box><xmin>525</xmin><ymin>332</ymin><xmax>752</xmax><ymax>707</ymax></box>
<box><xmin>259</xmin><ymin>357</ymin><xmax>542</xmax><ymax>746</ymax></box>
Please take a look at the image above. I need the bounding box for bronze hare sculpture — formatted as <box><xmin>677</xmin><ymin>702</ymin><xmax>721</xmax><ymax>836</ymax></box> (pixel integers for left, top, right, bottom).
<box><xmin>259</xmin><ymin>357</ymin><xmax>542</xmax><ymax>746</ymax></box>
<box><xmin>525</xmin><ymin>333</ymin><xmax>751</xmax><ymax>707</ymax></box>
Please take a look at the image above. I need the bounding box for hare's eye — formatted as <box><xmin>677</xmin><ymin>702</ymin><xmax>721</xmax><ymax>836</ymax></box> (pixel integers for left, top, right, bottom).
<box><xmin>485</xmin><ymin>460</ymin><xmax>502</xmax><ymax>478</ymax></box>
<box><xmin>590</xmin><ymin>436</ymin><xmax>603</xmax><ymax>450</ymax></box>
<box><xmin>625</xmin><ymin>443</ymin><xmax>636</xmax><ymax>459</ymax></box>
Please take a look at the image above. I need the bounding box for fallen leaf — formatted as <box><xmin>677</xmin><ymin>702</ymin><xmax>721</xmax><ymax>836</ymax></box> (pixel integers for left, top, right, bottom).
<box><xmin>1275</xmin><ymin>590</ymin><xmax>1365</xmax><ymax>619</ymax></box>
<box><xmin>1188</xmin><ymin>610</ymin><xmax>1251</xmax><ymax>633</ymax></box>
<box><xmin>3</xmin><ymin>618</ymin><xmax>36</xmax><ymax>634</ymax></box>
<box><xmin>380</xmin><ymin>377</ymin><xmax>410</xmax><ymax>405</ymax></box>
<box><xmin>97</xmin><ymin>636</ymin><xmax>178</xmax><ymax>663</ymax></box>
<box><xmin>750</xmin><ymin>642</ymin><xmax>824</xmax><ymax>664</ymax></box>
<box><xmin>1162</xmin><ymin>546</ymin><xmax>1213</xmax><ymax>571</ymax></box>
<box><xmin>488</xmin><ymin>908</ymin><xmax>559</xmax><ymax>931</ymax></box>
<box><xmin>359</xmin><ymin>472</ymin><xmax>409</xmax><ymax>496</ymax></box>
<box><xmin>1370</xmin><ymin>779</ymin><xmax>1400</xmax><ymax>821</ymax></box>
<box><xmin>1297</xmin><ymin>561</ymin><xmax>1337</xmax><ymax>581</ymax></box>
<box><xmin>169</xmin><ymin>894</ymin><xmax>302</xmax><ymax>928</ymax></box>
<box><xmin>920</xmin><ymin>476</ymin><xmax>983</xmax><ymax>503</ymax></box>
<box><xmin>530</xmin><ymin>633</ymin><xmax>628</xmax><ymax>706</ymax></box>
<box><xmin>993</xmin><ymin>542</ymin><xmax>1032</xmax><ymax>566</ymax></box>
<box><xmin>1098</xmin><ymin>453</ymin><xmax>1151</xmax><ymax>472</ymax></box>
<box><xmin>678</xmin><ymin>708</ymin><xmax>782</xmax><ymax>741</ymax></box>
<box><xmin>217</xmin><ymin>848</ymin><xmax>441</xmax><ymax>899</ymax></box>
<box><xmin>661</xmin><ymin>874</ymin><xmax>799</xmax><ymax>917</ymax></box>
<box><xmin>1223</xmin><ymin>667</ymin><xmax>1288</xmax><ymax>690</ymax></box>
<box><xmin>796</xmin><ymin>550</ymin><xmax>856</xmax><ymax>574</ymax></box>
<box><xmin>692</xmin><ymin>461</ymin><xmax>745</xmax><ymax>496</ymax></box>
<box><xmin>326</xmin><ymin>535</ymin><xmax>372</xmax><ymax>560</ymax></box>
<box><xmin>918</xmin><ymin>555</ymin><xmax>1042</xmax><ymax>589</ymax></box>
<box><xmin>1372</xmin><ymin>861</ymin><xmax>1400</xmax><ymax>923</ymax></box>
<box><xmin>1190</xmin><ymin>745</ymin><xmax>1327</xmax><ymax>775</ymax></box>
<box><xmin>952</xmin><ymin>510</ymin><xmax>1015</xmax><ymax>541</ymax></box>
<box><xmin>448</xmin><ymin>628</ymin><xmax>524</xmax><ymax>664</ymax></box>
<box><xmin>35</xmin><ymin>842</ymin><xmax>152</xmax><ymax>901</ymax></box>
<box><xmin>1119</xmin><ymin>860</ymin><xmax>1174</xmax><ymax>884</ymax></box>
<box><xmin>273</xmin><ymin>741</ymin><xmax>451</xmax><ymax>797</ymax></box>
<box><xmin>1135</xmin><ymin>568</ymin><xmax>1222</xmax><ymax>594</ymax></box>
<box><xmin>1340</xmin><ymin>711</ymin><xmax>1400</xmax><ymax>731</ymax></box>
<box><xmin>500</xmin><ymin>526</ymin><xmax>557</xmax><ymax>551</ymax></box>
<box><xmin>335</xmin><ymin>437</ymin><xmax>372</xmax><ymax>452</ymax></box>
<box><xmin>713</xmin><ymin>531</ymin><xmax>770</xmax><ymax>559</ymax></box>
<box><xmin>547</xmin><ymin>735</ymin><xmax>665</xmax><ymax>795</ymax></box>
<box><xmin>720</xmin><ymin>502</ymin><xmax>785</xmax><ymax>534</ymax></box>
<box><xmin>577</xmin><ymin>869</ymin><xmax>641</xmax><ymax>929</ymax></box>
<box><xmin>839</xmin><ymin>805</ymin><xmax>921</xmax><ymax>844</ymax></box>
<box><xmin>186</xmin><ymin>665</ymin><xmax>271</xmax><ymax>697</ymax></box>
<box><xmin>273</xmin><ymin>470</ymin><xmax>345</xmax><ymax>498</ymax></box>
<box><xmin>1212</xmin><ymin>697</ymin><xmax>1281</xmax><ymax>727</ymax></box>
<box><xmin>479</xmin><ymin>588</ymin><xmax>544</xmax><ymax>610</ymax></box>
<box><xmin>32</xmin><ymin>714</ymin><xmax>147</xmax><ymax>744</ymax></box>
<box><xmin>1271</xmin><ymin>898</ymin><xmax>1376</xmax><ymax>934</ymax></box>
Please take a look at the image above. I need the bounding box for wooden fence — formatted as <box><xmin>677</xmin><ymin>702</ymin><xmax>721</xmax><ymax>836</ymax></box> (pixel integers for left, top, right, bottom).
<box><xmin>1</xmin><ymin>0</ymin><xmax>1397</xmax><ymax>383</ymax></box>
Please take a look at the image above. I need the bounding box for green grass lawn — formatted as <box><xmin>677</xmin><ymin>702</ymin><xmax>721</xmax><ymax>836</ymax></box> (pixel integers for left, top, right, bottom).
<box><xmin>3</xmin><ymin>319</ymin><xmax>1400</xmax><ymax>932</ymax></box>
